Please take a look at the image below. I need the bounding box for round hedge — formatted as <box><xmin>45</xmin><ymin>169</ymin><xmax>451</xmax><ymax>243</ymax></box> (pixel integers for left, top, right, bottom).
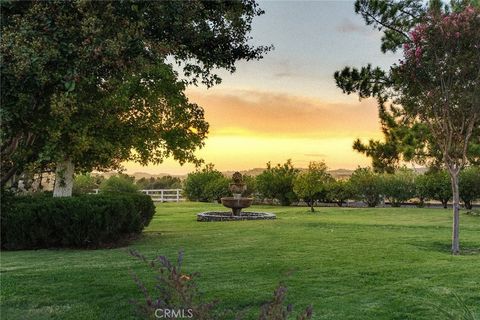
<box><xmin>1</xmin><ymin>193</ymin><xmax>155</xmax><ymax>250</ymax></box>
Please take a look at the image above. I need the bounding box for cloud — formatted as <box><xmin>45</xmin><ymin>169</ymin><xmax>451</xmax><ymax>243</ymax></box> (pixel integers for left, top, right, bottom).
<box><xmin>273</xmin><ymin>71</ymin><xmax>295</xmax><ymax>78</ymax></box>
<box><xmin>336</xmin><ymin>18</ymin><xmax>370</xmax><ymax>35</ymax></box>
<box><xmin>186</xmin><ymin>88</ymin><xmax>382</xmax><ymax>139</ymax></box>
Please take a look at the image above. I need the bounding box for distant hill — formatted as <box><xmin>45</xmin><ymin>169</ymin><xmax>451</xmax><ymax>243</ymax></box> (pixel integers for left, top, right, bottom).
<box><xmin>98</xmin><ymin>167</ymin><xmax>428</xmax><ymax>181</ymax></box>
<box><xmin>328</xmin><ymin>169</ymin><xmax>354</xmax><ymax>179</ymax></box>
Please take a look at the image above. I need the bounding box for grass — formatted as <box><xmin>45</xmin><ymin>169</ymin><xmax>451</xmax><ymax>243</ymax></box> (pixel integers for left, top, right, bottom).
<box><xmin>1</xmin><ymin>202</ymin><xmax>480</xmax><ymax>319</ymax></box>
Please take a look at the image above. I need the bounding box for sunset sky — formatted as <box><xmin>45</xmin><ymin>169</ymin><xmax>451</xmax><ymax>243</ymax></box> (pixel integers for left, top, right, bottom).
<box><xmin>125</xmin><ymin>0</ymin><xmax>400</xmax><ymax>175</ymax></box>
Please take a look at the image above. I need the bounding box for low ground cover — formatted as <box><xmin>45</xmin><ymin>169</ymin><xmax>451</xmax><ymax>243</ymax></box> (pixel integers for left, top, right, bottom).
<box><xmin>1</xmin><ymin>202</ymin><xmax>479</xmax><ymax>319</ymax></box>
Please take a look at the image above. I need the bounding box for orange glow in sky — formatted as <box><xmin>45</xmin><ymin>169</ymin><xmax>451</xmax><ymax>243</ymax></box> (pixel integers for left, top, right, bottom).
<box><xmin>124</xmin><ymin>87</ymin><xmax>383</xmax><ymax>175</ymax></box>
<box><xmin>123</xmin><ymin>1</ymin><xmax>397</xmax><ymax>175</ymax></box>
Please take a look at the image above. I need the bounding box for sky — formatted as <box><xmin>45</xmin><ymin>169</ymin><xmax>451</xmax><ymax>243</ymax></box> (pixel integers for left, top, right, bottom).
<box><xmin>124</xmin><ymin>0</ymin><xmax>400</xmax><ymax>175</ymax></box>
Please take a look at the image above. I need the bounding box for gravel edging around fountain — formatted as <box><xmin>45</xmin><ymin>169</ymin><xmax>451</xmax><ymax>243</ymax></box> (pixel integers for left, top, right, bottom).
<box><xmin>197</xmin><ymin>211</ymin><xmax>276</xmax><ymax>222</ymax></box>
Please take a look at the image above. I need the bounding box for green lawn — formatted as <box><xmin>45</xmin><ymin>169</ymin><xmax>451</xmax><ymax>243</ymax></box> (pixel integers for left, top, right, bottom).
<box><xmin>1</xmin><ymin>202</ymin><xmax>480</xmax><ymax>319</ymax></box>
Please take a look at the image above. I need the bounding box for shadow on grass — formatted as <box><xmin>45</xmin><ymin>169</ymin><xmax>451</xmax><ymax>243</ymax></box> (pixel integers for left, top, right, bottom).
<box><xmin>412</xmin><ymin>241</ymin><xmax>480</xmax><ymax>255</ymax></box>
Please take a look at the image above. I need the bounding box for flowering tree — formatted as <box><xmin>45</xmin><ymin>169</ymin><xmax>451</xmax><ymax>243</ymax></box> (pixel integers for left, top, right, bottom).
<box><xmin>335</xmin><ymin>1</ymin><xmax>480</xmax><ymax>254</ymax></box>
<box><xmin>393</xmin><ymin>6</ymin><xmax>480</xmax><ymax>254</ymax></box>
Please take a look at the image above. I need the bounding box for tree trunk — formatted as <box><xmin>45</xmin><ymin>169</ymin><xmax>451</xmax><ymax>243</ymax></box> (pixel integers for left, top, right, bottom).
<box><xmin>53</xmin><ymin>159</ymin><xmax>74</xmax><ymax>197</ymax></box>
<box><xmin>310</xmin><ymin>201</ymin><xmax>314</xmax><ymax>212</ymax></box>
<box><xmin>449</xmin><ymin>170</ymin><xmax>460</xmax><ymax>255</ymax></box>
<box><xmin>1</xmin><ymin>165</ymin><xmax>19</xmax><ymax>188</ymax></box>
<box><xmin>441</xmin><ymin>199</ymin><xmax>448</xmax><ymax>209</ymax></box>
<box><xmin>464</xmin><ymin>200</ymin><xmax>472</xmax><ymax>210</ymax></box>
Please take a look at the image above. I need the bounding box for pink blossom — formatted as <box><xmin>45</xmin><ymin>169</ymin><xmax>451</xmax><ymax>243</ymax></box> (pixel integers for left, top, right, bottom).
<box><xmin>415</xmin><ymin>47</ymin><xmax>422</xmax><ymax>59</ymax></box>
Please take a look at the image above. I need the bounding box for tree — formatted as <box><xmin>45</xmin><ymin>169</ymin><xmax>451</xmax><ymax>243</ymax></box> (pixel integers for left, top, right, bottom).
<box><xmin>183</xmin><ymin>164</ymin><xmax>228</xmax><ymax>203</ymax></box>
<box><xmin>416</xmin><ymin>170</ymin><xmax>452</xmax><ymax>208</ymax></box>
<box><xmin>459</xmin><ymin>166</ymin><xmax>480</xmax><ymax>210</ymax></box>
<box><xmin>326</xmin><ymin>179</ymin><xmax>354</xmax><ymax>207</ymax></box>
<box><xmin>293</xmin><ymin>161</ymin><xmax>333</xmax><ymax>212</ymax></box>
<box><xmin>136</xmin><ymin>176</ymin><xmax>182</xmax><ymax>190</ymax></box>
<box><xmin>392</xmin><ymin>6</ymin><xmax>480</xmax><ymax>254</ymax></box>
<box><xmin>1</xmin><ymin>1</ymin><xmax>272</xmax><ymax>196</ymax></box>
<box><xmin>334</xmin><ymin>0</ymin><xmax>480</xmax><ymax>254</ymax></box>
<box><xmin>256</xmin><ymin>160</ymin><xmax>299</xmax><ymax>206</ymax></box>
<box><xmin>242</xmin><ymin>174</ymin><xmax>258</xmax><ymax>197</ymax></box>
<box><xmin>99</xmin><ymin>174</ymin><xmax>139</xmax><ymax>194</ymax></box>
<box><xmin>349</xmin><ymin>167</ymin><xmax>383</xmax><ymax>207</ymax></box>
<box><xmin>204</xmin><ymin>176</ymin><xmax>230</xmax><ymax>204</ymax></box>
<box><xmin>72</xmin><ymin>173</ymin><xmax>102</xmax><ymax>196</ymax></box>
<box><xmin>381</xmin><ymin>168</ymin><xmax>416</xmax><ymax>207</ymax></box>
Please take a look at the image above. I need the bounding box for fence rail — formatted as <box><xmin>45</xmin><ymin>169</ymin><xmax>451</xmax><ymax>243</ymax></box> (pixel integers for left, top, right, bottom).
<box><xmin>91</xmin><ymin>188</ymin><xmax>184</xmax><ymax>202</ymax></box>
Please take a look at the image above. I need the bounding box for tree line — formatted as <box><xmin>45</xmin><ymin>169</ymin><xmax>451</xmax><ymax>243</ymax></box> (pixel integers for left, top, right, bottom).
<box><xmin>183</xmin><ymin>161</ymin><xmax>480</xmax><ymax>212</ymax></box>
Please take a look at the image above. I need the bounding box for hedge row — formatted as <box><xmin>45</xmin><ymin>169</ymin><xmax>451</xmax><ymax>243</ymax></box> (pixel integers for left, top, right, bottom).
<box><xmin>1</xmin><ymin>193</ymin><xmax>155</xmax><ymax>250</ymax></box>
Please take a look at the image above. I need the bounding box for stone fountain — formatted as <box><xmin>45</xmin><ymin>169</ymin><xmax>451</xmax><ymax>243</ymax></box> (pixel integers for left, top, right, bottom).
<box><xmin>197</xmin><ymin>172</ymin><xmax>276</xmax><ymax>222</ymax></box>
<box><xmin>220</xmin><ymin>172</ymin><xmax>253</xmax><ymax>216</ymax></box>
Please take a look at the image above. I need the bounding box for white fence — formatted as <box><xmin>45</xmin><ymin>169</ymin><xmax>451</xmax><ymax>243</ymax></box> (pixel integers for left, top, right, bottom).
<box><xmin>141</xmin><ymin>189</ymin><xmax>184</xmax><ymax>202</ymax></box>
<box><xmin>92</xmin><ymin>188</ymin><xmax>184</xmax><ymax>202</ymax></box>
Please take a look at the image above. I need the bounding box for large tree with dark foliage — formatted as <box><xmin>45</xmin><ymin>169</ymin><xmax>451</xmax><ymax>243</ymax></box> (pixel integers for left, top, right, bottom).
<box><xmin>334</xmin><ymin>0</ymin><xmax>480</xmax><ymax>254</ymax></box>
<box><xmin>1</xmin><ymin>1</ymin><xmax>271</xmax><ymax>196</ymax></box>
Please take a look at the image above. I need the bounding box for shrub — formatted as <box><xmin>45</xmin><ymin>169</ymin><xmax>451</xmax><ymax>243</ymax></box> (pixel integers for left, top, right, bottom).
<box><xmin>129</xmin><ymin>250</ymin><xmax>313</xmax><ymax>320</ymax></box>
<box><xmin>100</xmin><ymin>174</ymin><xmax>139</xmax><ymax>194</ymax></box>
<box><xmin>381</xmin><ymin>168</ymin><xmax>416</xmax><ymax>207</ymax></box>
<box><xmin>459</xmin><ymin>166</ymin><xmax>480</xmax><ymax>210</ymax></box>
<box><xmin>129</xmin><ymin>250</ymin><xmax>220</xmax><ymax>320</ymax></box>
<box><xmin>183</xmin><ymin>164</ymin><xmax>229</xmax><ymax>202</ymax></box>
<box><xmin>256</xmin><ymin>160</ymin><xmax>299</xmax><ymax>206</ymax></box>
<box><xmin>1</xmin><ymin>194</ymin><xmax>155</xmax><ymax>250</ymax></box>
<box><xmin>349</xmin><ymin>167</ymin><xmax>383</xmax><ymax>207</ymax></box>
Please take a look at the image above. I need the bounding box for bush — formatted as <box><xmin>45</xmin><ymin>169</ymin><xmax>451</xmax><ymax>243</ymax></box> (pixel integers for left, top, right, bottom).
<box><xmin>129</xmin><ymin>250</ymin><xmax>313</xmax><ymax>320</ymax></box>
<box><xmin>256</xmin><ymin>160</ymin><xmax>299</xmax><ymax>206</ymax></box>
<box><xmin>381</xmin><ymin>168</ymin><xmax>416</xmax><ymax>207</ymax></box>
<box><xmin>183</xmin><ymin>164</ymin><xmax>229</xmax><ymax>202</ymax></box>
<box><xmin>1</xmin><ymin>194</ymin><xmax>155</xmax><ymax>250</ymax></box>
<box><xmin>349</xmin><ymin>167</ymin><xmax>383</xmax><ymax>207</ymax></box>
<box><xmin>99</xmin><ymin>174</ymin><xmax>139</xmax><ymax>194</ymax></box>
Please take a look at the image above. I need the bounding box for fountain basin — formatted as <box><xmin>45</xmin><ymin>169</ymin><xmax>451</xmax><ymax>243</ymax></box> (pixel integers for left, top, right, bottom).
<box><xmin>221</xmin><ymin>197</ymin><xmax>253</xmax><ymax>216</ymax></box>
<box><xmin>221</xmin><ymin>197</ymin><xmax>253</xmax><ymax>209</ymax></box>
<box><xmin>197</xmin><ymin>211</ymin><xmax>276</xmax><ymax>222</ymax></box>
